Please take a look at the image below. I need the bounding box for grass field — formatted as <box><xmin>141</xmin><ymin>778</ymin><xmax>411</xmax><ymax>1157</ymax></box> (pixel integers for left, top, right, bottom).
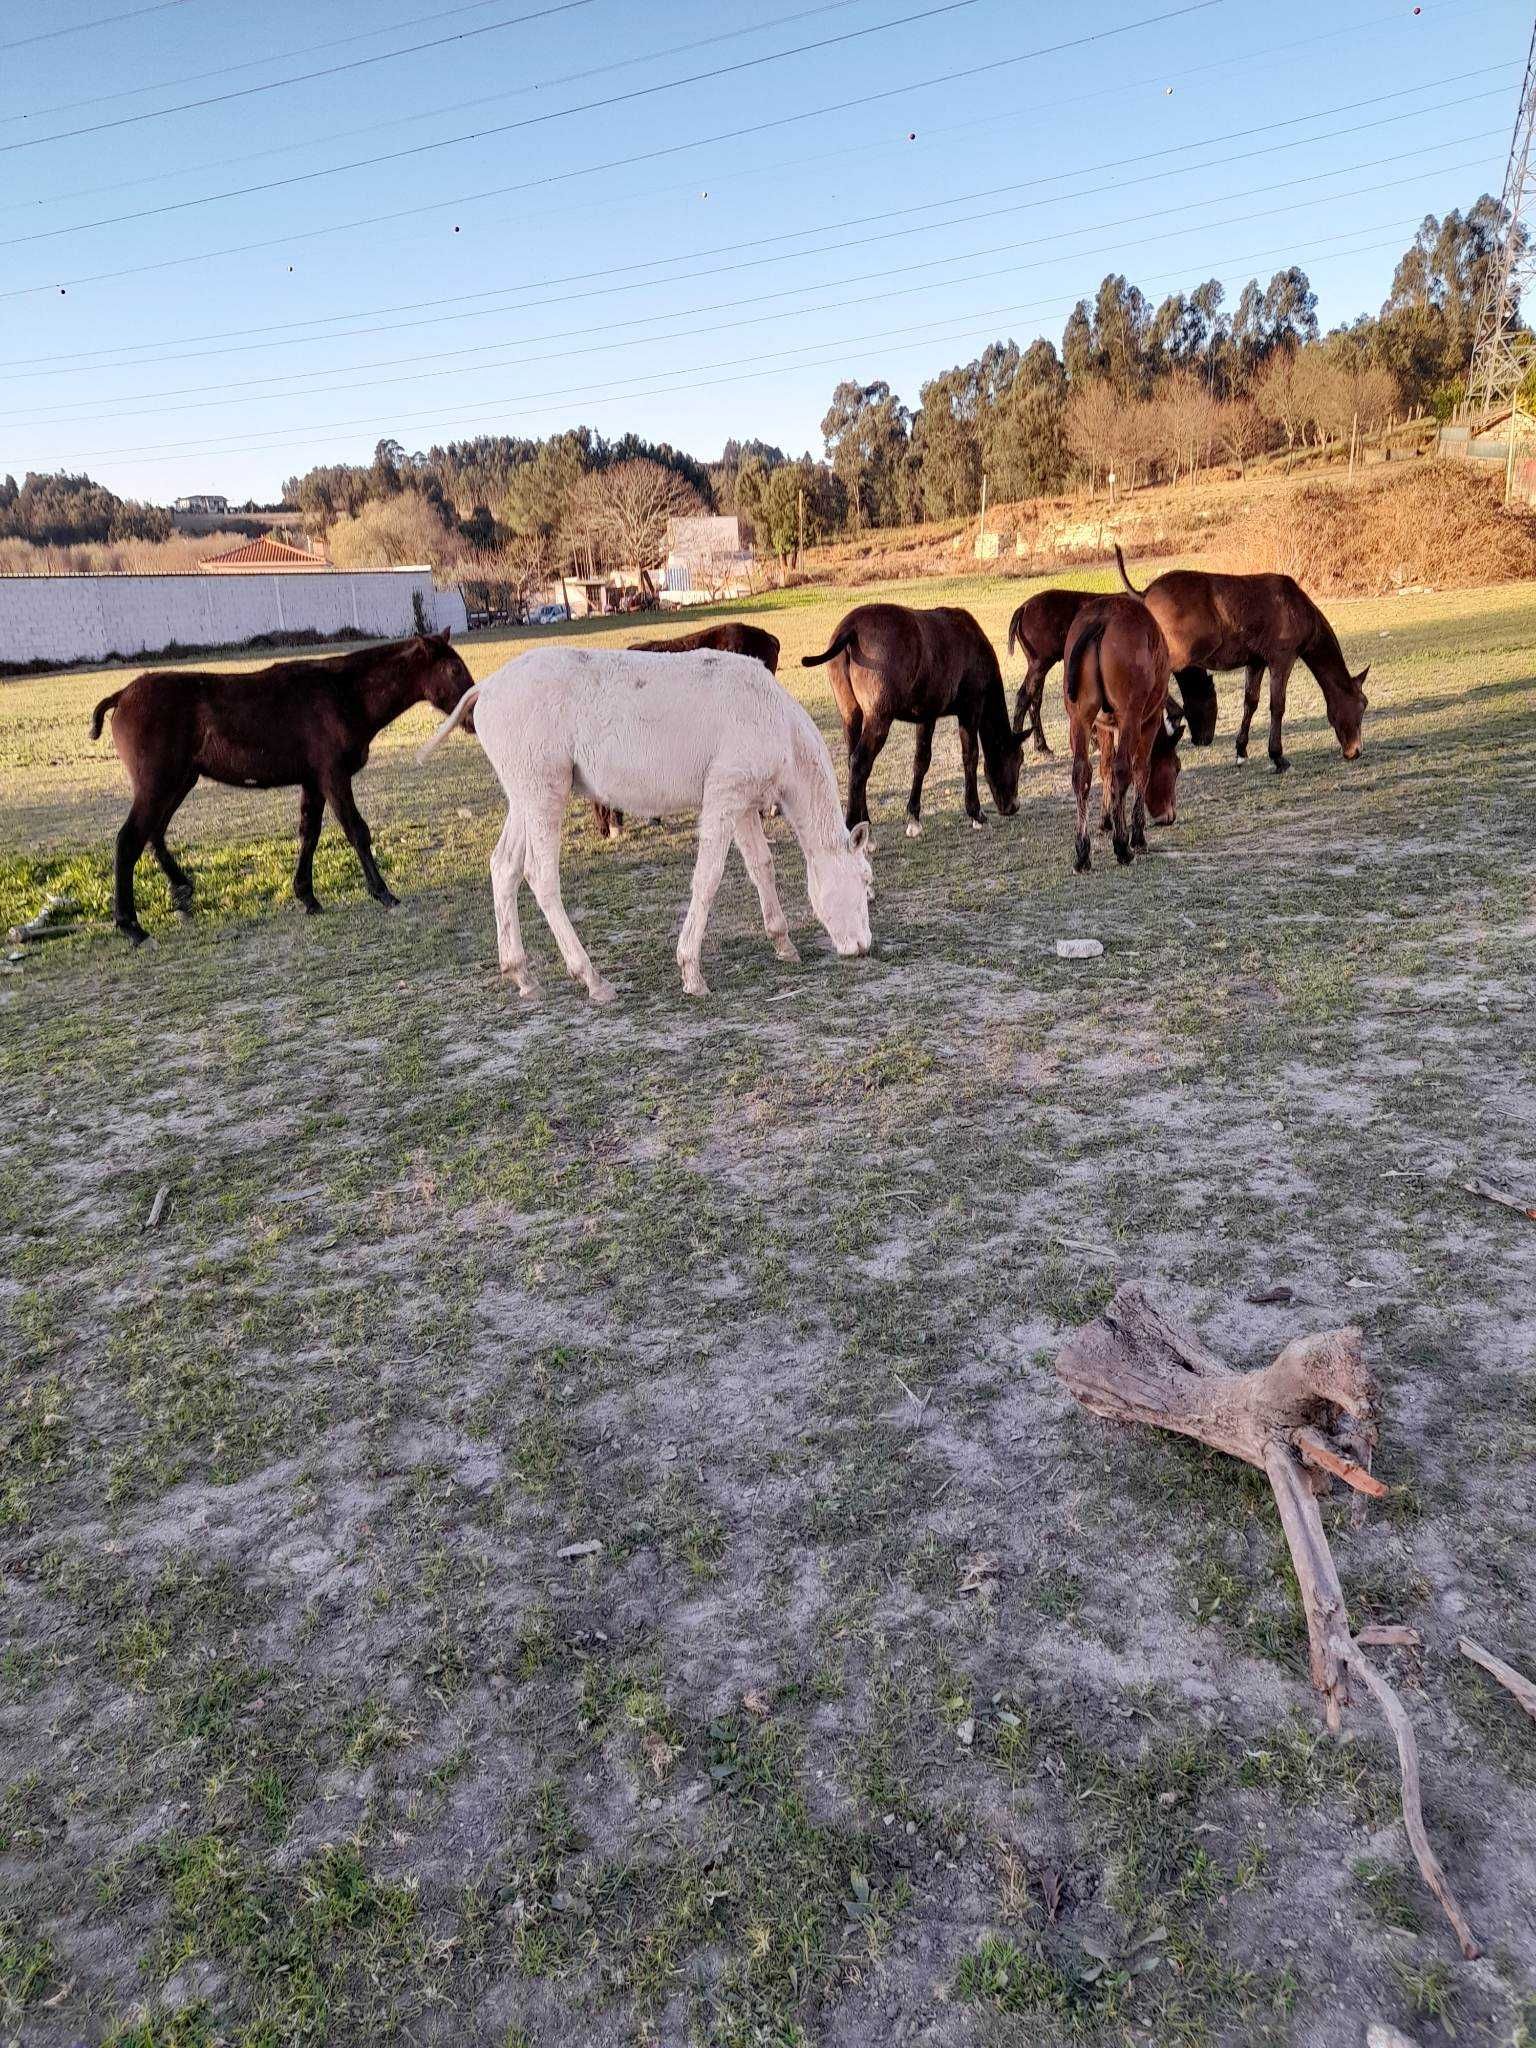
<box><xmin>2</xmin><ymin>571</ymin><xmax>1534</xmax><ymax>2048</ymax></box>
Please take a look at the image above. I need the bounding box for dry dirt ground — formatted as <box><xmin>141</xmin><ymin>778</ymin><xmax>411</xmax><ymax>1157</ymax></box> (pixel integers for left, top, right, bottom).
<box><xmin>1</xmin><ymin>572</ymin><xmax>1533</xmax><ymax>2048</ymax></box>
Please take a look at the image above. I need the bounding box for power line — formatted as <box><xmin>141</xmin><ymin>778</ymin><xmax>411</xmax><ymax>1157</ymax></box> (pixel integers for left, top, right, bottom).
<box><xmin>4</xmin><ymin>81</ymin><xmax>1506</xmax><ymax>419</ymax></box>
<box><xmin>0</xmin><ymin>0</ymin><xmax>1219</xmax><ymax>297</ymax></box>
<box><xmin>8</xmin><ymin>64</ymin><xmax>1499</xmax><ymax>268</ymax></box>
<box><xmin>0</xmin><ymin>0</ymin><xmax>963</xmax><ymax>158</ymax></box>
<box><xmin>0</xmin><ymin>0</ymin><xmax>536</xmax><ymax>125</ymax></box>
<box><xmin>0</xmin><ymin>0</ymin><xmax>597</xmax><ymax>153</ymax></box>
<box><xmin>33</xmin><ymin>218</ymin><xmax>1457</xmax><ymax>474</ymax></box>
<box><xmin>0</xmin><ymin>0</ymin><xmax>1465</xmax><ymax>218</ymax></box>
<box><xmin>0</xmin><ymin>0</ymin><xmax>200</xmax><ymax>51</ymax></box>
<box><xmin>3</xmin><ymin>200</ymin><xmax>1449</xmax><ymax>440</ymax></box>
<box><xmin>0</xmin><ymin>1</ymin><xmax>1489</xmax><ymax>372</ymax></box>
<box><xmin>37</xmin><ymin>147</ymin><xmax>1496</xmax><ymax>464</ymax></box>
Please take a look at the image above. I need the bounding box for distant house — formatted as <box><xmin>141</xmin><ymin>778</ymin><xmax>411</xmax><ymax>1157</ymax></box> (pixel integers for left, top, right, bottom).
<box><xmin>200</xmin><ymin>535</ymin><xmax>328</xmax><ymax>573</ymax></box>
<box><xmin>664</xmin><ymin>514</ymin><xmax>752</xmax><ymax>598</ymax></box>
<box><xmin>175</xmin><ymin>493</ymin><xmax>229</xmax><ymax>514</ymax></box>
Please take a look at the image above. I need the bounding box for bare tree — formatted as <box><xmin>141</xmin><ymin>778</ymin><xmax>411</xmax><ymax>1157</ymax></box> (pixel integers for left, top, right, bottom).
<box><xmin>1213</xmin><ymin>398</ymin><xmax>1269</xmax><ymax>475</ymax></box>
<box><xmin>1254</xmin><ymin>350</ymin><xmax>1310</xmax><ymax>453</ymax></box>
<box><xmin>1065</xmin><ymin>378</ymin><xmax>1122</xmax><ymax>493</ymax></box>
<box><xmin>565</xmin><ymin>458</ymin><xmax>703</xmax><ymax>570</ymax></box>
<box><xmin>326</xmin><ymin>492</ymin><xmax>458</xmax><ymax>572</ymax></box>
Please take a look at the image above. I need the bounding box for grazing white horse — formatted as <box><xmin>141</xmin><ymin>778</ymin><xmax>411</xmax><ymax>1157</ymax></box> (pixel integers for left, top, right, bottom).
<box><xmin>419</xmin><ymin>647</ymin><xmax>873</xmax><ymax>1002</ymax></box>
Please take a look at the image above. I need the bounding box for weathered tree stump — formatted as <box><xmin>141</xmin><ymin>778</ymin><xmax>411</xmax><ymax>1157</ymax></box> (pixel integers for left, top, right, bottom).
<box><xmin>1057</xmin><ymin>1281</ymin><xmax>1480</xmax><ymax>1960</ymax></box>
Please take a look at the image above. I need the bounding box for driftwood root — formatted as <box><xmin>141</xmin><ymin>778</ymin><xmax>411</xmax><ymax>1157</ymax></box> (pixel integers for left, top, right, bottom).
<box><xmin>1056</xmin><ymin>1282</ymin><xmax>1480</xmax><ymax>1960</ymax></box>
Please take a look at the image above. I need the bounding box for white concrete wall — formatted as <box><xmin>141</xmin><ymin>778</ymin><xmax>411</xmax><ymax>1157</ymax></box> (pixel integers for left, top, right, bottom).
<box><xmin>0</xmin><ymin>568</ymin><xmax>467</xmax><ymax>669</ymax></box>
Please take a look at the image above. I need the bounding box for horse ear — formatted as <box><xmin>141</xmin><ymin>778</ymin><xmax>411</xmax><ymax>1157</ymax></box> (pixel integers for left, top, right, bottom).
<box><xmin>436</xmin><ymin>627</ymin><xmax>452</xmax><ymax>643</ymax></box>
<box><xmin>849</xmin><ymin>821</ymin><xmax>871</xmax><ymax>852</ymax></box>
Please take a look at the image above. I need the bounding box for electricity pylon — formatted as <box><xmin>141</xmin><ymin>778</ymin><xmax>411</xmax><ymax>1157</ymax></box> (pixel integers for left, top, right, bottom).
<box><xmin>1468</xmin><ymin>16</ymin><xmax>1536</xmax><ymax>423</ymax></box>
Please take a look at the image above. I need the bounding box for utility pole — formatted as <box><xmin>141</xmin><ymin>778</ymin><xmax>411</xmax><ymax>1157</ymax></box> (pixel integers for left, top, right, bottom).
<box><xmin>1467</xmin><ymin>16</ymin><xmax>1536</xmax><ymax>425</ymax></box>
<box><xmin>1348</xmin><ymin>411</ymin><xmax>1359</xmax><ymax>480</ymax></box>
<box><xmin>796</xmin><ymin>486</ymin><xmax>804</xmax><ymax>566</ymax></box>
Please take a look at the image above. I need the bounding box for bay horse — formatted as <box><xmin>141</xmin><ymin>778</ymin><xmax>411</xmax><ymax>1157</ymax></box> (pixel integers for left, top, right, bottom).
<box><xmin>1115</xmin><ymin>547</ymin><xmax>1366</xmax><ymax>770</ymax></box>
<box><xmin>89</xmin><ymin>631</ymin><xmax>474</xmax><ymax>943</ymax></box>
<box><xmin>592</xmin><ymin>619</ymin><xmax>782</xmax><ymax>839</ymax></box>
<box><xmin>1062</xmin><ymin>595</ymin><xmax>1182</xmax><ymax>871</ymax></box>
<box><xmin>801</xmin><ymin>603</ymin><xmax>1020</xmax><ymax>841</ymax></box>
<box><xmin>1007</xmin><ymin>588</ymin><xmax>1213</xmax><ymax>758</ymax></box>
<box><xmin>1006</xmin><ymin>588</ymin><xmax>1093</xmax><ymax>754</ymax></box>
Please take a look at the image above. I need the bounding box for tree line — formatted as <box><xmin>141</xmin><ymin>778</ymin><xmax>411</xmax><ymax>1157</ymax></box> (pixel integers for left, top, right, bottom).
<box><xmin>5</xmin><ymin>198</ymin><xmax>1513</xmax><ymax>566</ymax></box>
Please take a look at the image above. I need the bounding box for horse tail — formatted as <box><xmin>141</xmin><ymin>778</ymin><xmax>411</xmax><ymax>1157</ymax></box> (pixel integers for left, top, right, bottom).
<box><xmin>1113</xmin><ymin>544</ymin><xmax>1144</xmax><ymax>596</ymax></box>
<box><xmin>89</xmin><ymin>690</ymin><xmax>125</xmax><ymax>740</ymax></box>
<box><xmin>417</xmin><ymin>684</ymin><xmax>479</xmax><ymax>763</ymax></box>
<box><xmin>801</xmin><ymin>626</ymin><xmax>857</xmax><ymax>669</ymax></box>
<box><xmin>1006</xmin><ymin>608</ymin><xmax>1025</xmax><ymax>660</ymax></box>
<box><xmin>1063</xmin><ymin>614</ymin><xmax>1108</xmax><ymax>706</ymax></box>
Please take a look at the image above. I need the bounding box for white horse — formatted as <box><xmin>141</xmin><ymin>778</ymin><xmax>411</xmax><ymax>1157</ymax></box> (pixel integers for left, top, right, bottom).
<box><xmin>419</xmin><ymin>647</ymin><xmax>873</xmax><ymax>1002</ymax></box>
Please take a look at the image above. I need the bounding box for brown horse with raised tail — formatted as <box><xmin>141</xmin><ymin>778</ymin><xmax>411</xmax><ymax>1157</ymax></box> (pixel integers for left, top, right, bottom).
<box><xmin>1114</xmin><ymin>547</ymin><xmax>1366</xmax><ymax>770</ymax></box>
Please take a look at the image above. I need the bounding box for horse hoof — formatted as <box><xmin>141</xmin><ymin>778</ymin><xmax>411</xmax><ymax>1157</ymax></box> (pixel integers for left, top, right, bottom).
<box><xmin>301</xmin><ymin>897</ymin><xmax>324</xmax><ymax>917</ymax></box>
<box><xmin>970</xmin><ymin>817</ymin><xmax>985</xmax><ymax>832</ymax></box>
<box><xmin>119</xmin><ymin>922</ymin><xmax>148</xmax><ymax>947</ymax></box>
<box><xmin>773</xmin><ymin>936</ymin><xmax>800</xmax><ymax>963</ymax></box>
<box><xmin>377</xmin><ymin>890</ymin><xmax>401</xmax><ymax>909</ymax></box>
<box><xmin>1271</xmin><ymin>755</ymin><xmax>1290</xmax><ymax>775</ymax></box>
<box><xmin>1114</xmin><ymin>842</ymin><xmax>1133</xmax><ymax>867</ymax></box>
<box><xmin>905</xmin><ymin>819</ymin><xmax>922</xmax><ymax>839</ymax></box>
<box><xmin>587</xmin><ymin>977</ymin><xmax>618</xmax><ymax>1005</ymax></box>
<box><xmin>1235</xmin><ymin>742</ymin><xmax>1248</xmax><ymax>761</ymax></box>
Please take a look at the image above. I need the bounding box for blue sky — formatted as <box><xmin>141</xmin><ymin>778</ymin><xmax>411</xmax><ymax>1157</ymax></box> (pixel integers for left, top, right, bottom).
<box><xmin>0</xmin><ymin>0</ymin><xmax>1527</xmax><ymax>504</ymax></box>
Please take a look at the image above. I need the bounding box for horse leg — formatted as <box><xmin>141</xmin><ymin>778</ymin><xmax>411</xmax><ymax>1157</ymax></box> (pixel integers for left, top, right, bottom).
<box><xmin>676</xmin><ymin>802</ymin><xmax>733</xmax><ymax>998</ymax></box>
<box><xmin>1110</xmin><ymin>731</ymin><xmax>1135</xmax><ymax>865</ymax></box>
<box><xmin>1071</xmin><ymin>729</ymin><xmax>1093</xmax><ymax>873</ymax></box>
<box><xmin>524</xmin><ymin>799</ymin><xmax>614</xmax><ymax>1003</ymax></box>
<box><xmin>734</xmin><ymin>807</ymin><xmax>797</xmax><ymax>963</ymax></box>
<box><xmin>592</xmin><ymin>802</ymin><xmax>623</xmax><ymax>840</ymax></box>
<box><xmin>844</xmin><ymin>710</ymin><xmax>889</xmax><ymax>839</ymax></box>
<box><xmin>1017</xmin><ymin>657</ymin><xmax>1053</xmax><ymax>753</ymax></box>
<box><xmin>1096</xmin><ymin>721</ymin><xmax>1115</xmax><ymax>832</ymax></box>
<box><xmin>148</xmin><ymin>773</ymin><xmax>197</xmax><ymax>915</ymax></box>
<box><xmin>293</xmin><ymin>779</ymin><xmax>325</xmax><ymax>914</ymax></box>
<box><xmin>323</xmin><ymin>774</ymin><xmax>397</xmax><ymax>906</ymax></box>
<box><xmin>905</xmin><ymin>720</ymin><xmax>936</xmax><ymax>837</ymax></box>
<box><xmin>1266</xmin><ymin>656</ymin><xmax>1295</xmax><ymax>773</ymax></box>
<box><xmin>958</xmin><ymin>717</ymin><xmax>985</xmax><ymax>828</ymax></box>
<box><xmin>491</xmin><ymin>809</ymin><xmax>537</xmax><ymax>998</ymax></box>
<box><xmin>113</xmin><ymin>804</ymin><xmax>152</xmax><ymax>943</ymax></box>
<box><xmin>1234</xmin><ymin>659</ymin><xmax>1265</xmax><ymax>760</ymax></box>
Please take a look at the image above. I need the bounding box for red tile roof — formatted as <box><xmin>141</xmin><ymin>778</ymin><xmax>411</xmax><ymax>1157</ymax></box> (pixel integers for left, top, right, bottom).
<box><xmin>201</xmin><ymin>535</ymin><xmax>327</xmax><ymax>570</ymax></box>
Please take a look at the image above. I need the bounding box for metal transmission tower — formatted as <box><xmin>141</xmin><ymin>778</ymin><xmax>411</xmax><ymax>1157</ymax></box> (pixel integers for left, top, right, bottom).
<box><xmin>1468</xmin><ymin>15</ymin><xmax>1536</xmax><ymax>423</ymax></box>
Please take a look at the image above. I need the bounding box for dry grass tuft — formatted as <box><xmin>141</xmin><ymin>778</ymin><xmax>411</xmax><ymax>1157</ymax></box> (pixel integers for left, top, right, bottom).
<box><xmin>1216</xmin><ymin>460</ymin><xmax>1536</xmax><ymax>596</ymax></box>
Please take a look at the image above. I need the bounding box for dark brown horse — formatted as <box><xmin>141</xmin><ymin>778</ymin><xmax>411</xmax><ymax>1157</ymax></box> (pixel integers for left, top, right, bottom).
<box><xmin>801</xmin><ymin>603</ymin><xmax>1020</xmax><ymax>840</ymax></box>
<box><xmin>1062</xmin><ymin>595</ymin><xmax>1181</xmax><ymax>872</ymax></box>
<box><xmin>90</xmin><ymin>632</ymin><xmax>474</xmax><ymax>943</ymax></box>
<box><xmin>627</xmin><ymin>620</ymin><xmax>781</xmax><ymax>672</ymax></box>
<box><xmin>1006</xmin><ymin>589</ymin><xmax>1093</xmax><ymax>753</ymax></box>
<box><xmin>592</xmin><ymin>620</ymin><xmax>783</xmax><ymax>837</ymax></box>
<box><xmin>1115</xmin><ymin>548</ymin><xmax>1367</xmax><ymax>771</ymax></box>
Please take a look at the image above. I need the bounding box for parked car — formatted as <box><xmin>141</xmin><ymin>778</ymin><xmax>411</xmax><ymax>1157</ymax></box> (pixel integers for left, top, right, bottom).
<box><xmin>527</xmin><ymin>604</ymin><xmax>568</xmax><ymax>626</ymax></box>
